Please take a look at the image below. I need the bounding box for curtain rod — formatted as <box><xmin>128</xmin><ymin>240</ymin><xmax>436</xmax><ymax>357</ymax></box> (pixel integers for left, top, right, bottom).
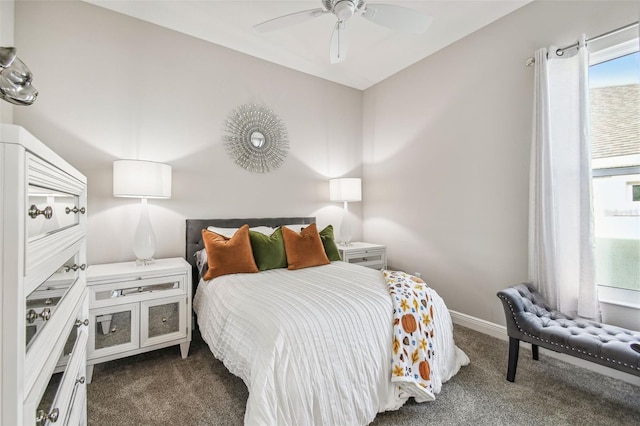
<box><xmin>525</xmin><ymin>21</ymin><xmax>639</xmax><ymax>66</ymax></box>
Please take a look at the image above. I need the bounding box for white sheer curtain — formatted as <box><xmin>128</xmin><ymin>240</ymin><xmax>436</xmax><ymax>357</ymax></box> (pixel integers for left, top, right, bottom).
<box><xmin>528</xmin><ymin>35</ymin><xmax>600</xmax><ymax>320</ymax></box>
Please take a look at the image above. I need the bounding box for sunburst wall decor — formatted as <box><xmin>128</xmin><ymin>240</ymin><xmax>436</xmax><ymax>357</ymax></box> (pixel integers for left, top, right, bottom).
<box><xmin>223</xmin><ymin>103</ymin><xmax>289</xmax><ymax>173</ymax></box>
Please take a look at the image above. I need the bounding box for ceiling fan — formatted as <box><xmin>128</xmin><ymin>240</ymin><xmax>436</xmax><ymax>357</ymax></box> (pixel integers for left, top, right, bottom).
<box><xmin>254</xmin><ymin>0</ymin><xmax>432</xmax><ymax>64</ymax></box>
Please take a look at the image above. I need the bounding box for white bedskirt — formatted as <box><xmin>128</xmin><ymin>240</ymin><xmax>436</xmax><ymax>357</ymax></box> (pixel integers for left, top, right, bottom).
<box><xmin>194</xmin><ymin>261</ymin><xmax>469</xmax><ymax>425</ymax></box>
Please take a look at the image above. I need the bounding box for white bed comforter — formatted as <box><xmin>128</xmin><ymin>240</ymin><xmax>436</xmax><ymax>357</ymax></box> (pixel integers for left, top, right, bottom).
<box><xmin>193</xmin><ymin>261</ymin><xmax>469</xmax><ymax>426</ymax></box>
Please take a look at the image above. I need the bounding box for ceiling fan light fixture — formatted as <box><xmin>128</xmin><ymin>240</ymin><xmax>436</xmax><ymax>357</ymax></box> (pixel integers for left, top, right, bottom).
<box><xmin>254</xmin><ymin>0</ymin><xmax>432</xmax><ymax>64</ymax></box>
<box><xmin>334</xmin><ymin>0</ymin><xmax>356</xmax><ymax>21</ymax></box>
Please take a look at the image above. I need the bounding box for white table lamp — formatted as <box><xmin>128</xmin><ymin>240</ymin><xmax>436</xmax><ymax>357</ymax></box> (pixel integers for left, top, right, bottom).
<box><xmin>329</xmin><ymin>177</ymin><xmax>361</xmax><ymax>245</ymax></box>
<box><xmin>113</xmin><ymin>160</ymin><xmax>172</xmax><ymax>265</ymax></box>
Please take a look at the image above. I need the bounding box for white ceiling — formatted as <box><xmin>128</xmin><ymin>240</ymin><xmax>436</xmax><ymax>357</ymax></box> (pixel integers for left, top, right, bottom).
<box><xmin>85</xmin><ymin>0</ymin><xmax>532</xmax><ymax>90</ymax></box>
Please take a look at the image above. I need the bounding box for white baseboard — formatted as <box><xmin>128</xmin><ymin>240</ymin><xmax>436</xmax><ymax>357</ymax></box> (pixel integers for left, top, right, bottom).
<box><xmin>449</xmin><ymin>310</ymin><xmax>508</xmax><ymax>340</ymax></box>
<box><xmin>449</xmin><ymin>310</ymin><xmax>640</xmax><ymax>387</ymax></box>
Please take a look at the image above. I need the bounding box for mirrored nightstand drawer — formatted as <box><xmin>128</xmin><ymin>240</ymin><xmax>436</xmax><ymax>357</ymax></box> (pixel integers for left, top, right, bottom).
<box><xmin>89</xmin><ymin>303</ymin><xmax>140</xmax><ymax>359</ymax></box>
<box><xmin>141</xmin><ymin>296</ymin><xmax>187</xmax><ymax>348</ymax></box>
<box><xmin>89</xmin><ymin>275</ymin><xmax>185</xmax><ymax>308</ymax></box>
<box><xmin>344</xmin><ymin>250</ymin><xmax>385</xmax><ymax>268</ymax></box>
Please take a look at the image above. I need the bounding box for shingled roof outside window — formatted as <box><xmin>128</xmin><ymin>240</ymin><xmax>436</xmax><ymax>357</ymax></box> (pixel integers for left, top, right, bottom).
<box><xmin>590</xmin><ymin>84</ymin><xmax>640</xmax><ymax>160</ymax></box>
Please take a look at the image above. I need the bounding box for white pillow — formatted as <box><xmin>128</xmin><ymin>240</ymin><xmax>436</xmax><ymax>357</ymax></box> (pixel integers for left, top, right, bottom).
<box><xmin>195</xmin><ymin>248</ymin><xmax>208</xmax><ymax>276</ymax></box>
<box><xmin>206</xmin><ymin>226</ymin><xmax>237</xmax><ymax>238</ymax></box>
<box><xmin>206</xmin><ymin>226</ymin><xmax>274</xmax><ymax>238</ymax></box>
<box><xmin>249</xmin><ymin>226</ymin><xmax>276</xmax><ymax>236</ymax></box>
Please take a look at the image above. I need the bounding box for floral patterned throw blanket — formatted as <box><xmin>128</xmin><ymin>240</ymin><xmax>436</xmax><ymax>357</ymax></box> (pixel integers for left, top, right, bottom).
<box><xmin>384</xmin><ymin>270</ymin><xmax>437</xmax><ymax>401</ymax></box>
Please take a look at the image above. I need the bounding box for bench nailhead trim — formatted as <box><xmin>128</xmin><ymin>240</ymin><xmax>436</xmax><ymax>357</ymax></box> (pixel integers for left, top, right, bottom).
<box><xmin>498</xmin><ymin>294</ymin><xmax>640</xmax><ymax>372</ymax></box>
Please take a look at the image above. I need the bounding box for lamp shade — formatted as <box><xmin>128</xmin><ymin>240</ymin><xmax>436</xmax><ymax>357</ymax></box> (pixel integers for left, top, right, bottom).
<box><xmin>329</xmin><ymin>178</ymin><xmax>361</xmax><ymax>202</ymax></box>
<box><xmin>113</xmin><ymin>160</ymin><xmax>172</xmax><ymax>199</ymax></box>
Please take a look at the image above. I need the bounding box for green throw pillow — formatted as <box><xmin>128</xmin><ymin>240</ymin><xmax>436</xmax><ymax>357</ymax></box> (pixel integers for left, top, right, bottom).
<box><xmin>249</xmin><ymin>227</ymin><xmax>287</xmax><ymax>271</ymax></box>
<box><xmin>318</xmin><ymin>225</ymin><xmax>341</xmax><ymax>261</ymax></box>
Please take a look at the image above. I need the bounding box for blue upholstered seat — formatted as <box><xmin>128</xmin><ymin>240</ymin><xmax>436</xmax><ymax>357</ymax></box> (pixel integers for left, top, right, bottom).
<box><xmin>497</xmin><ymin>283</ymin><xmax>640</xmax><ymax>381</ymax></box>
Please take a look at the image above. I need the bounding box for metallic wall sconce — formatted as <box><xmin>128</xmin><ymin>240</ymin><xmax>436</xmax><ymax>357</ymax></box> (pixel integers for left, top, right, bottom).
<box><xmin>0</xmin><ymin>46</ymin><xmax>38</xmax><ymax>106</ymax></box>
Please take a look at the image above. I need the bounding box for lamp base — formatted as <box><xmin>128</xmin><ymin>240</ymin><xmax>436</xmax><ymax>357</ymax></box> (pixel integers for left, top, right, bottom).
<box><xmin>135</xmin><ymin>258</ymin><xmax>155</xmax><ymax>266</ymax></box>
<box><xmin>338</xmin><ymin>201</ymin><xmax>353</xmax><ymax>246</ymax></box>
<box><xmin>133</xmin><ymin>199</ymin><xmax>157</xmax><ymax>264</ymax></box>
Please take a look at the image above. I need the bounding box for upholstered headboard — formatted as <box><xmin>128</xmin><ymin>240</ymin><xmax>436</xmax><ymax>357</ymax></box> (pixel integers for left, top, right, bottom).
<box><xmin>185</xmin><ymin>217</ymin><xmax>316</xmax><ymax>292</ymax></box>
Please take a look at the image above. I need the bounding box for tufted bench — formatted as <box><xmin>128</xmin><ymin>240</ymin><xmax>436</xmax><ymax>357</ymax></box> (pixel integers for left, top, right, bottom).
<box><xmin>497</xmin><ymin>283</ymin><xmax>640</xmax><ymax>382</ymax></box>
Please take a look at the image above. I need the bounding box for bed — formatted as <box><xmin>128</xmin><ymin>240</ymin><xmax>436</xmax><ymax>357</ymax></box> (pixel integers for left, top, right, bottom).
<box><xmin>186</xmin><ymin>217</ymin><xmax>469</xmax><ymax>425</ymax></box>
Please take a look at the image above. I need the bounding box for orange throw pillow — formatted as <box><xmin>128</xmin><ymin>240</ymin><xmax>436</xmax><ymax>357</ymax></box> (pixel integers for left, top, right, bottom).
<box><xmin>202</xmin><ymin>224</ymin><xmax>258</xmax><ymax>280</ymax></box>
<box><xmin>282</xmin><ymin>223</ymin><xmax>330</xmax><ymax>270</ymax></box>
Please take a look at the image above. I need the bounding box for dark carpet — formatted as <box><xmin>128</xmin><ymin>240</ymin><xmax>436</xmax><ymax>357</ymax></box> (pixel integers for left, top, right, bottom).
<box><xmin>87</xmin><ymin>325</ymin><xmax>639</xmax><ymax>425</ymax></box>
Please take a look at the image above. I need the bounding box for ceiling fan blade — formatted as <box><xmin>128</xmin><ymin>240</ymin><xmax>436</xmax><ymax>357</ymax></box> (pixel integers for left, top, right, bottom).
<box><xmin>254</xmin><ymin>8</ymin><xmax>325</xmax><ymax>33</ymax></box>
<box><xmin>362</xmin><ymin>3</ymin><xmax>432</xmax><ymax>34</ymax></box>
<box><xmin>330</xmin><ymin>21</ymin><xmax>349</xmax><ymax>64</ymax></box>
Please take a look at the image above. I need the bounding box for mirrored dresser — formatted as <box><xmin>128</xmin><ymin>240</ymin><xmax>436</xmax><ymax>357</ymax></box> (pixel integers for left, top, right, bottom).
<box><xmin>85</xmin><ymin>257</ymin><xmax>192</xmax><ymax>383</ymax></box>
<box><xmin>1</xmin><ymin>124</ymin><xmax>88</xmax><ymax>425</ymax></box>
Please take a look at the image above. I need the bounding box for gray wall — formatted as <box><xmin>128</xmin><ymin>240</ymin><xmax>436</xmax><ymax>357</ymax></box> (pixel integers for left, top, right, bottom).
<box><xmin>362</xmin><ymin>1</ymin><xmax>639</xmax><ymax>326</ymax></box>
<box><xmin>13</xmin><ymin>1</ymin><xmax>363</xmax><ymax>265</ymax></box>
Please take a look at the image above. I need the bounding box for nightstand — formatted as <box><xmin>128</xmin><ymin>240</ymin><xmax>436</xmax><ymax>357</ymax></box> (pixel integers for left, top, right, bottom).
<box><xmin>338</xmin><ymin>242</ymin><xmax>387</xmax><ymax>270</ymax></box>
<box><xmin>85</xmin><ymin>257</ymin><xmax>192</xmax><ymax>383</ymax></box>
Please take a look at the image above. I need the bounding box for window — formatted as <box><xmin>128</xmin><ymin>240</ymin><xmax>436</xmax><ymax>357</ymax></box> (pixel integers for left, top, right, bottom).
<box><xmin>588</xmin><ymin>27</ymin><xmax>640</xmax><ymax>305</ymax></box>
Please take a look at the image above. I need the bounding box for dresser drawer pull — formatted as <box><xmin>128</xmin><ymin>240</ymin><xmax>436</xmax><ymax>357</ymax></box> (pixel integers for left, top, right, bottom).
<box><xmin>75</xmin><ymin>318</ymin><xmax>89</xmax><ymax>327</ymax></box>
<box><xmin>26</xmin><ymin>308</ymin><xmax>51</xmax><ymax>323</ymax></box>
<box><xmin>28</xmin><ymin>205</ymin><xmax>53</xmax><ymax>219</ymax></box>
<box><xmin>35</xmin><ymin>407</ymin><xmax>59</xmax><ymax>425</ymax></box>
<box><xmin>65</xmin><ymin>206</ymin><xmax>86</xmax><ymax>215</ymax></box>
<box><xmin>63</xmin><ymin>263</ymin><xmax>86</xmax><ymax>272</ymax></box>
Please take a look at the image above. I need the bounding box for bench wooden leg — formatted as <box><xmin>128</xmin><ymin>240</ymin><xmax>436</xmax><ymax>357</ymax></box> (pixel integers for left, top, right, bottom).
<box><xmin>532</xmin><ymin>344</ymin><xmax>539</xmax><ymax>360</ymax></box>
<box><xmin>507</xmin><ymin>337</ymin><xmax>520</xmax><ymax>382</ymax></box>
